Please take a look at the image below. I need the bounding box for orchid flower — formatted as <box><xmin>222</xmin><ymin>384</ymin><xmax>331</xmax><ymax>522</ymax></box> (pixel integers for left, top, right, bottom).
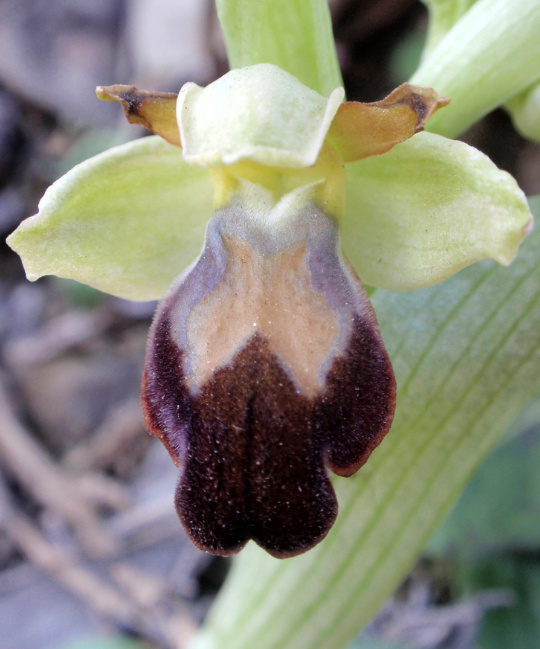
<box><xmin>5</xmin><ymin>0</ymin><xmax>535</xmax><ymax>565</ymax></box>
<box><xmin>7</xmin><ymin>1</ymin><xmax>540</xmax><ymax>648</ymax></box>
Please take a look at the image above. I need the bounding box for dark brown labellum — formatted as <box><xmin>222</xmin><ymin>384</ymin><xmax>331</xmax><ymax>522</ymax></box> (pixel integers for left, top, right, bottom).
<box><xmin>142</xmin><ymin>200</ymin><xmax>396</xmax><ymax>558</ymax></box>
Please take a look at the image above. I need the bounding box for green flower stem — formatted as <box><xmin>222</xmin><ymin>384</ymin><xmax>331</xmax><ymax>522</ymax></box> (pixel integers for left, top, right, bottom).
<box><xmin>216</xmin><ymin>0</ymin><xmax>343</xmax><ymax>97</ymax></box>
<box><xmin>411</xmin><ymin>0</ymin><xmax>540</xmax><ymax>138</ymax></box>
<box><xmin>192</xmin><ymin>197</ymin><xmax>540</xmax><ymax>649</ymax></box>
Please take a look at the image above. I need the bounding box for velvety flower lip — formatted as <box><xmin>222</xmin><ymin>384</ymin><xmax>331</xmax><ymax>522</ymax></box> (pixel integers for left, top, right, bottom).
<box><xmin>6</xmin><ymin>63</ymin><xmax>533</xmax><ymax>557</ymax></box>
<box><xmin>142</xmin><ymin>198</ymin><xmax>396</xmax><ymax>558</ymax></box>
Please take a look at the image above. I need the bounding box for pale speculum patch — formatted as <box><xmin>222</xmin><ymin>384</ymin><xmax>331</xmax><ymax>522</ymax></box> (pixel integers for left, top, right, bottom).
<box><xmin>185</xmin><ymin>235</ymin><xmax>340</xmax><ymax>398</ymax></box>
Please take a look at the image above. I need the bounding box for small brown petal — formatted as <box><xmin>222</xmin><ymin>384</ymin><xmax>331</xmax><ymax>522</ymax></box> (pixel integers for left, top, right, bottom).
<box><xmin>96</xmin><ymin>85</ymin><xmax>181</xmax><ymax>147</ymax></box>
<box><xmin>142</xmin><ymin>202</ymin><xmax>395</xmax><ymax>558</ymax></box>
<box><xmin>327</xmin><ymin>83</ymin><xmax>450</xmax><ymax>162</ymax></box>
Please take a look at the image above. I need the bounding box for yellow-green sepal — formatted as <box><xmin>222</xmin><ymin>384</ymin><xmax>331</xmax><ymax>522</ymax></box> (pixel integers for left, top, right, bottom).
<box><xmin>342</xmin><ymin>132</ymin><xmax>532</xmax><ymax>291</ymax></box>
<box><xmin>7</xmin><ymin>137</ymin><xmax>212</xmax><ymax>301</ymax></box>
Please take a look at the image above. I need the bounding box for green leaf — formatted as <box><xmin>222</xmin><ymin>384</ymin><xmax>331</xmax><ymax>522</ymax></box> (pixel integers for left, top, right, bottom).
<box><xmin>458</xmin><ymin>557</ymin><xmax>540</xmax><ymax>649</ymax></box>
<box><xmin>427</xmin><ymin>406</ymin><xmax>540</xmax><ymax>558</ymax></box>
<box><xmin>411</xmin><ymin>0</ymin><xmax>540</xmax><ymax>137</ymax></box>
<box><xmin>7</xmin><ymin>136</ymin><xmax>213</xmax><ymax>302</ymax></box>
<box><xmin>504</xmin><ymin>391</ymin><xmax>540</xmax><ymax>444</ymax></box>
<box><xmin>216</xmin><ymin>0</ymin><xmax>343</xmax><ymax>98</ymax></box>
<box><xmin>341</xmin><ymin>131</ymin><xmax>531</xmax><ymax>291</ymax></box>
<box><xmin>190</xmin><ymin>195</ymin><xmax>540</xmax><ymax>649</ymax></box>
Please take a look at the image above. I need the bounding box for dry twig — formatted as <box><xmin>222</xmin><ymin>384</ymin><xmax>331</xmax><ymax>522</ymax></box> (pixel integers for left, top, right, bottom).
<box><xmin>0</xmin><ymin>473</ymin><xmax>197</xmax><ymax>648</ymax></box>
<box><xmin>0</xmin><ymin>373</ymin><xmax>127</xmax><ymax>556</ymax></box>
<box><xmin>65</xmin><ymin>398</ymin><xmax>147</xmax><ymax>472</ymax></box>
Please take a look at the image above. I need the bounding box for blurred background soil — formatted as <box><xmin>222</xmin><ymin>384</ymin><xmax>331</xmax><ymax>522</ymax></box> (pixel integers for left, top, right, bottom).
<box><xmin>0</xmin><ymin>2</ymin><xmax>539</xmax><ymax>649</ymax></box>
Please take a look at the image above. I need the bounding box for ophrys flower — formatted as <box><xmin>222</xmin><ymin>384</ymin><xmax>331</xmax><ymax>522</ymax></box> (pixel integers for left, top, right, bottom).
<box><xmin>7</xmin><ymin>63</ymin><xmax>531</xmax><ymax>558</ymax></box>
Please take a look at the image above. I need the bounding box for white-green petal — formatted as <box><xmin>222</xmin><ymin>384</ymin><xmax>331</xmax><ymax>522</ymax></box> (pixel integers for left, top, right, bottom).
<box><xmin>411</xmin><ymin>0</ymin><xmax>540</xmax><ymax>138</ymax></box>
<box><xmin>506</xmin><ymin>82</ymin><xmax>540</xmax><ymax>143</ymax></box>
<box><xmin>341</xmin><ymin>131</ymin><xmax>532</xmax><ymax>291</ymax></box>
<box><xmin>178</xmin><ymin>64</ymin><xmax>343</xmax><ymax>169</ymax></box>
<box><xmin>7</xmin><ymin>137</ymin><xmax>213</xmax><ymax>301</ymax></box>
<box><xmin>216</xmin><ymin>0</ymin><xmax>343</xmax><ymax>98</ymax></box>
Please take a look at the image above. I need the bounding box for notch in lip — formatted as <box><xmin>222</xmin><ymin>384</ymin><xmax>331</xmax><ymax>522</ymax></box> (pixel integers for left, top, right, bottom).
<box><xmin>143</xmin><ymin>307</ymin><xmax>394</xmax><ymax>558</ymax></box>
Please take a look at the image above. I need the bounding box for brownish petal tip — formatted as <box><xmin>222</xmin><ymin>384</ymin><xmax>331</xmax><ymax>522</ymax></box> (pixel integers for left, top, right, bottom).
<box><xmin>96</xmin><ymin>84</ymin><xmax>181</xmax><ymax>147</ymax></box>
<box><xmin>328</xmin><ymin>83</ymin><xmax>450</xmax><ymax>162</ymax></box>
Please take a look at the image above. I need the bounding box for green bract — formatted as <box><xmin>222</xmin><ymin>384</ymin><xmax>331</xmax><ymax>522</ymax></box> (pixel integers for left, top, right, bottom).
<box><xmin>216</xmin><ymin>0</ymin><xmax>343</xmax><ymax>97</ymax></box>
<box><xmin>420</xmin><ymin>0</ymin><xmax>477</xmax><ymax>55</ymax></box>
<box><xmin>415</xmin><ymin>0</ymin><xmax>540</xmax><ymax>138</ymax></box>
